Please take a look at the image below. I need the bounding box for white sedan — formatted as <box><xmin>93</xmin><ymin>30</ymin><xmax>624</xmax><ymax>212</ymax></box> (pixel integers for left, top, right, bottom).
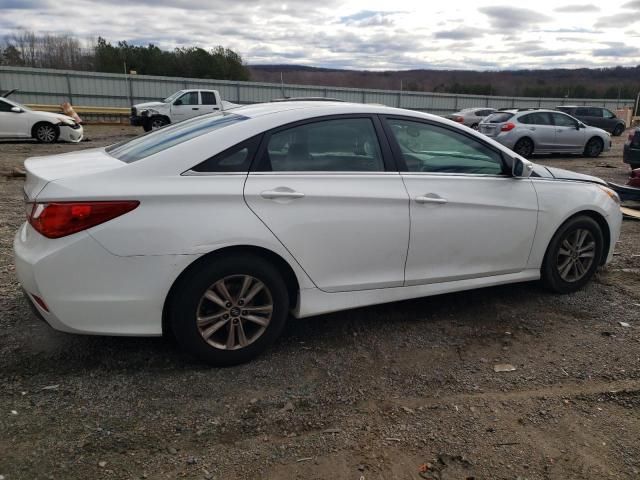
<box><xmin>0</xmin><ymin>96</ymin><xmax>83</xmax><ymax>143</ymax></box>
<box><xmin>14</xmin><ymin>101</ymin><xmax>622</xmax><ymax>365</ymax></box>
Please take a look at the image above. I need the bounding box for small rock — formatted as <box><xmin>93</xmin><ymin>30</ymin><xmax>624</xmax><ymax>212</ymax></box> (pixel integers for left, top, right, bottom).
<box><xmin>249</xmin><ymin>398</ymin><xmax>258</xmax><ymax>404</ymax></box>
<box><xmin>10</xmin><ymin>410</ymin><xmax>17</xmax><ymax>415</ymax></box>
<box><xmin>186</xmin><ymin>456</ymin><xmax>197</xmax><ymax>465</ymax></box>
<box><xmin>358</xmin><ymin>464</ymin><xmax>366</xmax><ymax>471</ymax></box>
<box><xmin>619</xmin><ymin>321</ymin><xmax>631</xmax><ymax>328</ymax></box>
<box><xmin>281</xmin><ymin>401</ymin><xmax>294</xmax><ymax>412</ymax></box>
<box><xmin>98</xmin><ymin>460</ymin><xmax>107</xmax><ymax>468</ymax></box>
<box><xmin>323</xmin><ymin>428</ymin><xmax>342</xmax><ymax>434</ymax></box>
<box><xmin>167</xmin><ymin>447</ymin><xmax>177</xmax><ymax>455</ymax></box>
<box><xmin>401</xmin><ymin>406</ymin><xmax>415</xmax><ymax>414</ymax></box>
<box><xmin>493</xmin><ymin>364</ymin><xmax>517</xmax><ymax>372</ymax></box>
<box><xmin>42</xmin><ymin>385</ymin><xmax>60</xmax><ymax>391</ymax></box>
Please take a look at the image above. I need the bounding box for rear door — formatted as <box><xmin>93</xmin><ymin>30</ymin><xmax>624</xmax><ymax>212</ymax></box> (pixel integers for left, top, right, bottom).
<box><xmin>200</xmin><ymin>91</ymin><xmax>221</xmax><ymax>115</ymax></box>
<box><xmin>519</xmin><ymin>112</ymin><xmax>555</xmax><ymax>150</ymax></box>
<box><xmin>244</xmin><ymin>115</ymin><xmax>410</xmax><ymax>292</ymax></box>
<box><xmin>171</xmin><ymin>91</ymin><xmax>200</xmax><ymax>122</ymax></box>
<box><xmin>575</xmin><ymin>107</ymin><xmax>599</xmax><ymax>128</ymax></box>
<box><xmin>551</xmin><ymin>112</ymin><xmax>585</xmax><ymax>151</ymax></box>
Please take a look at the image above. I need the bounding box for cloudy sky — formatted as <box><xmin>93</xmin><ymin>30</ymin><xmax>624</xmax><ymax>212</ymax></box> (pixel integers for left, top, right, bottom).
<box><xmin>1</xmin><ymin>0</ymin><xmax>640</xmax><ymax>70</ymax></box>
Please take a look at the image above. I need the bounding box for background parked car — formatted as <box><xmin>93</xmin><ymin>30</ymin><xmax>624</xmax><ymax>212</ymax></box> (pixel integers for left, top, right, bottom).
<box><xmin>447</xmin><ymin>108</ymin><xmax>497</xmax><ymax>130</ymax></box>
<box><xmin>130</xmin><ymin>89</ymin><xmax>239</xmax><ymax>132</ymax></box>
<box><xmin>556</xmin><ymin>106</ymin><xmax>626</xmax><ymax>136</ymax></box>
<box><xmin>479</xmin><ymin>109</ymin><xmax>611</xmax><ymax>158</ymax></box>
<box><xmin>623</xmin><ymin>128</ymin><xmax>640</xmax><ymax>169</ymax></box>
<box><xmin>0</xmin><ymin>95</ymin><xmax>83</xmax><ymax>143</ymax></box>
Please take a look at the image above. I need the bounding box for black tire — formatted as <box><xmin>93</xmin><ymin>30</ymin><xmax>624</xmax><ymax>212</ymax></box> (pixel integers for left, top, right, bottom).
<box><xmin>583</xmin><ymin>137</ymin><xmax>604</xmax><ymax>157</ymax></box>
<box><xmin>471</xmin><ymin>123</ymin><xmax>479</xmax><ymax>130</ymax></box>
<box><xmin>612</xmin><ymin>124</ymin><xmax>624</xmax><ymax>137</ymax></box>
<box><xmin>33</xmin><ymin>122</ymin><xmax>60</xmax><ymax>143</ymax></box>
<box><xmin>513</xmin><ymin>137</ymin><xmax>534</xmax><ymax>158</ymax></box>
<box><xmin>541</xmin><ymin>215</ymin><xmax>604</xmax><ymax>294</ymax></box>
<box><xmin>168</xmin><ymin>254</ymin><xmax>289</xmax><ymax>366</ymax></box>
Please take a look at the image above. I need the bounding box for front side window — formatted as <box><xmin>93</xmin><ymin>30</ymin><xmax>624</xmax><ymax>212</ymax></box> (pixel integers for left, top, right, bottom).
<box><xmin>201</xmin><ymin>91</ymin><xmax>218</xmax><ymax>105</ymax></box>
<box><xmin>260</xmin><ymin>118</ymin><xmax>384</xmax><ymax>172</ymax></box>
<box><xmin>0</xmin><ymin>99</ymin><xmax>13</xmax><ymax>112</ymax></box>
<box><xmin>176</xmin><ymin>91</ymin><xmax>198</xmax><ymax>106</ymax></box>
<box><xmin>551</xmin><ymin>113</ymin><xmax>578</xmax><ymax>127</ymax></box>
<box><xmin>387</xmin><ymin>119</ymin><xmax>504</xmax><ymax>175</ymax></box>
<box><xmin>107</xmin><ymin>112</ymin><xmax>248</xmax><ymax>163</ymax></box>
<box><xmin>603</xmin><ymin>109</ymin><xmax>615</xmax><ymax>119</ymax></box>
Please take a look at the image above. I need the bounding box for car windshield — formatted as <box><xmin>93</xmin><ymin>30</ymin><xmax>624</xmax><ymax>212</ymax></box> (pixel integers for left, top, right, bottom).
<box><xmin>484</xmin><ymin>112</ymin><xmax>513</xmax><ymax>123</ymax></box>
<box><xmin>106</xmin><ymin>112</ymin><xmax>248</xmax><ymax>163</ymax></box>
<box><xmin>162</xmin><ymin>90</ymin><xmax>185</xmax><ymax>103</ymax></box>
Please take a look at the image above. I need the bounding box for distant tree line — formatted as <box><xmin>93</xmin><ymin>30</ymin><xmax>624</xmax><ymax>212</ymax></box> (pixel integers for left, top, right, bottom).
<box><xmin>0</xmin><ymin>31</ymin><xmax>250</xmax><ymax>81</ymax></box>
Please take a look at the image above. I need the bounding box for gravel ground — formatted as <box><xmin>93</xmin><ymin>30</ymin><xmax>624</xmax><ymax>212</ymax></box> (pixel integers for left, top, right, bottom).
<box><xmin>1</xmin><ymin>126</ymin><xmax>639</xmax><ymax>480</ymax></box>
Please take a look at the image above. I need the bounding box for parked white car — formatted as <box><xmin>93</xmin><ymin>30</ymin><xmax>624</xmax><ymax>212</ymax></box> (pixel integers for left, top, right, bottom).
<box><xmin>130</xmin><ymin>89</ymin><xmax>239</xmax><ymax>131</ymax></box>
<box><xmin>15</xmin><ymin>101</ymin><xmax>622</xmax><ymax>365</ymax></box>
<box><xmin>0</xmin><ymin>96</ymin><xmax>83</xmax><ymax>143</ymax></box>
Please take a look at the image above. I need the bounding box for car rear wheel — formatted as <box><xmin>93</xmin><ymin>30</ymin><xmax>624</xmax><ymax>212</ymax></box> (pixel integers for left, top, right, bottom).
<box><xmin>612</xmin><ymin>124</ymin><xmax>624</xmax><ymax>136</ymax></box>
<box><xmin>33</xmin><ymin>122</ymin><xmax>59</xmax><ymax>143</ymax></box>
<box><xmin>513</xmin><ymin>138</ymin><xmax>534</xmax><ymax>158</ymax></box>
<box><xmin>169</xmin><ymin>254</ymin><xmax>289</xmax><ymax>366</ymax></box>
<box><xmin>541</xmin><ymin>216</ymin><xmax>603</xmax><ymax>293</ymax></box>
<box><xmin>471</xmin><ymin>123</ymin><xmax>479</xmax><ymax>130</ymax></box>
<box><xmin>584</xmin><ymin>137</ymin><xmax>604</xmax><ymax>157</ymax></box>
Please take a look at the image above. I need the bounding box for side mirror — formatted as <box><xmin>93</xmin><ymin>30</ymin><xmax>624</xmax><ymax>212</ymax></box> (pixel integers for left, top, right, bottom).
<box><xmin>512</xmin><ymin>157</ymin><xmax>534</xmax><ymax>178</ymax></box>
<box><xmin>576</xmin><ymin>122</ymin><xmax>585</xmax><ymax>130</ymax></box>
<box><xmin>174</xmin><ymin>99</ymin><xmax>183</xmax><ymax>106</ymax></box>
<box><xmin>10</xmin><ymin>106</ymin><xmax>23</xmax><ymax>113</ymax></box>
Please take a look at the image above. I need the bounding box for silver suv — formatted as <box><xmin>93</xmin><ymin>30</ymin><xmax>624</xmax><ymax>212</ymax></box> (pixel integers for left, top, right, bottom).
<box><xmin>479</xmin><ymin>109</ymin><xmax>611</xmax><ymax>158</ymax></box>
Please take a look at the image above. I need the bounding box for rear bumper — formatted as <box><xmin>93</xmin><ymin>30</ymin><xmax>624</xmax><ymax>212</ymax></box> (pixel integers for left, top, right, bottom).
<box><xmin>13</xmin><ymin>222</ymin><xmax>199</xmax><ymax>336</ymax></box>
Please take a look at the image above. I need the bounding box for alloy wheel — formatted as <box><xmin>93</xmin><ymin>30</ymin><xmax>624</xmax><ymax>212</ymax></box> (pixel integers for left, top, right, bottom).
<box><xmin>196</xmin><ymin>274</ymin><xmax>273</xmax><ymax>350</ymax></box>
<box><xmin>585</xmin><ymin>138</ymin><xmax>603</xmax><ymax>157</ymax></box>
<box><xmin>556</xmin><ymin>228</ymin><xmax>596</xmax><ymax>282</ymax></box>
<box><xmin>36</xmin><ymin>125</ymin><xmax>56</xmax><ymax>143</ymax></box>
<box><xmin>151</xmin><ymin>118</ymin><xmax>166</xmax><ymax>129</ymax></box>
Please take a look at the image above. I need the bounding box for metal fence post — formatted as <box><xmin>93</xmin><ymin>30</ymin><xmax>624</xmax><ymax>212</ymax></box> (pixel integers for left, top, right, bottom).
<box><xmin>236</xmin><ymin>82</ymin><xmax>241</xmax><ymax>103</ymax></box>
<box><xmin>65</xmin><ymin>74</ymin><xmax>73</xmax><ymax>104</ymax></box>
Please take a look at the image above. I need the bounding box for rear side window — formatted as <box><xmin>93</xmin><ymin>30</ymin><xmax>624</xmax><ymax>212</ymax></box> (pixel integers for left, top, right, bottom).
<box><xmin>519</xmin><ymin>112</ymin><xmax>552</xmax><ymax>125</ymax></box>
<box><xmin>107</xmin><ymin>113</ymin><xmax>248</xmax><ymax>163</ymax></box>
<box><xmin>190</xmin><ymin>136</ymin><xmax>261</xmax><ymax>173</ymax></box>
<box><xmin>0</xmin><ymin>99</ymin><xmax>13</xmax><ymax>112</ymax></box>
<box><xmin>484</xmin><ymin>112</ymin><xmax>513</xmax><ymax>123</ymax></box>
<box><xmin>201</xmin><ymin>92</ymin><xmax>218</xmax><ymax>105</ymax></box>
<box><xmin>259</xmin><ymin>118</ymin><xmax>384</xmax><ymax>172</ymax></box>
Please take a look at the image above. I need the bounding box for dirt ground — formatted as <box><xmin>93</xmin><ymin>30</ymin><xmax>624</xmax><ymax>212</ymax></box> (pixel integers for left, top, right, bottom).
<box><xmin>0</xmin><ymin>125</ymin><xmax>639</xmax><ymax>480</ymax></box>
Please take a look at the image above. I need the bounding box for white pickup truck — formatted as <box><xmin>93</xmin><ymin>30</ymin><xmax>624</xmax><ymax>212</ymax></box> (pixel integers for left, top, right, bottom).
<box><xmin>130</xmin><ymin>89</ymin><xmax>239</xmax><ymax>131</ymax></box>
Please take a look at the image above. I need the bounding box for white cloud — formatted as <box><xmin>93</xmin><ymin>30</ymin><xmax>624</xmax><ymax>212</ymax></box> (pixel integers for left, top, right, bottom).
<box><xmin>1</xmin><ymin>0</ymin><xmax>639</xmax><ymax>70</ymax></box>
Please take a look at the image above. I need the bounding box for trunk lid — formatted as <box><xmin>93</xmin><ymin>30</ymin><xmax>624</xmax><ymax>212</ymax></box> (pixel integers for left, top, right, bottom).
<box><xmin>24</xmin><ymin>148</ymin><xmax>125</xmax><ymax>199</ymax></box>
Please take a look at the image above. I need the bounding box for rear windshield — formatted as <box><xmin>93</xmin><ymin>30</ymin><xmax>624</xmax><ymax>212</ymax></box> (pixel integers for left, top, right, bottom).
<box><xmin>106</xmin><ymin>112</ymin><xmax>248</xmax><ymax>163</ymax></box>
<box><xmin>484</xmin><ymin>112</ymin><xmax>514</xmax><ymax>123</ymax></box>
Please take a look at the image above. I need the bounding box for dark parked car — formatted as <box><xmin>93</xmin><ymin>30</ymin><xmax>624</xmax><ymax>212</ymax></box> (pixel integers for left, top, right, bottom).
<box><xmin>624</xmin><ymin>128</ymin><xmax>640</xmax><ymax>169</ymax></box>
<box><xmin>556</xmin><ymin>106</ymin><xmax>626</xmax><ymax>136</ymax></box>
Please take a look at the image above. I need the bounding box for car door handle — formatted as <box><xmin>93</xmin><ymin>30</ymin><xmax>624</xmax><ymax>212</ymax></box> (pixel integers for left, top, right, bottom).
<box><xmin>415</xmin><ymin>194</ymin><xmax>447</xmax><ymax>204</ymax></box>
<box><xmin>260</xmin><ymin>189</ymin><xmax>305</xmax><ymax>200</ymax></box>
<box><xmin>528</xmin><ymin>127</ymin><xmax>536</xmax><ymax>131</ymax></box>
<box><xmin>192</xmin><ymin>107</ymin><xmax>199</xmax><ymax>110</ymax></box>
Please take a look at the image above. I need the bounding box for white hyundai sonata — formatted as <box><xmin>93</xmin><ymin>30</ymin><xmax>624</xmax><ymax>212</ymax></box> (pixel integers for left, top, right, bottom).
<box><xmin>14</xmin><ymin>101</ymin><xmax>622</xmax><ymax>365</ymax></box>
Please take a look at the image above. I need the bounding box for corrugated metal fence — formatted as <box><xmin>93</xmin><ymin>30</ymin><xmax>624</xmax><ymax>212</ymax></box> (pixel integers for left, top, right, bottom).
<box><xmin>0</xmin><ymin>66</ymin><xmax>634</xmax><ymax>116</ymax></box>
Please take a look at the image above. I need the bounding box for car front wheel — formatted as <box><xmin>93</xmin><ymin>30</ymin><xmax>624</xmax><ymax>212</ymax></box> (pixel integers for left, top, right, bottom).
<box><xmin>541</xmin><ymin>215</ymin><xmax>603</xmax><ymax>293</ymax></box>
<box><xmin>33</xmin><ymin>122</ymin><xmax>59</xmax><ymax>143</ymax></box>
<box><xmin>612</xmin><ymin>124</ymin><xmax>624</xmax><ymax>136</ymax></box>
<box><xmin>169</xmin><ymin>254</ymin><xmax>289</xmax><ymax>366</ymax></box>
<box><xmin>584</xmin><ymin>137</ymin><xmax>604</xmax><ymax>157</ymax></box>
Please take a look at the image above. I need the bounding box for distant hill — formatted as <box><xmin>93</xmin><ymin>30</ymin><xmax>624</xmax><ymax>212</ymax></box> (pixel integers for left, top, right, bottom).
<box><xmin>249</xmin><ymin>64</ymin><xmax>640</xmax><ymax>99</ymax></box>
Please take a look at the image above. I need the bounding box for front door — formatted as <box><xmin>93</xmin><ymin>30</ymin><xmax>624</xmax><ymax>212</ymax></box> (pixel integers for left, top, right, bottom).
<box><xmin>382</xmin><ymin>116</ymin><xmax>539</xmax><ymax>285</ymax></box>
<box><xmin>0</xmin><ymin>99</ymin><xmax>28</xmax><ymax>137</ymax></box>
<box><xmin>244</xmin><ymin>115</ymin><xmax>410</xmax><ymax>292</ymax></box>
<box><xmin>171</xmin><ymin>91</ymin><xmax>201</xmax><ymax>122</ymax></box>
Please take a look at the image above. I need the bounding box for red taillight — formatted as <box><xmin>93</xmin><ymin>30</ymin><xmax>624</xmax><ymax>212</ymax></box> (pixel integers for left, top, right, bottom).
<box><xmin>629</xmin><ymin>131</ymin><xmax>636</xmax><ymax>142</ymax></box>
<box><xmin>30</xmin><ymin>293</ymin><xmax>49</xmax><ymax>312</ymax></box>
<box><xmin>501</xmin><ymin>122</ymin><xmax>516</xmax><ymax>132</ymax></box>
<box><xmin>452</xmin><ymin>116</ymin><xmax>464</xmax><ymax>122</ymax></box>
<box><xmin>28</xmin><ymin>201</ymin><xmax>139</xmax><ymax>239</ymax></box>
